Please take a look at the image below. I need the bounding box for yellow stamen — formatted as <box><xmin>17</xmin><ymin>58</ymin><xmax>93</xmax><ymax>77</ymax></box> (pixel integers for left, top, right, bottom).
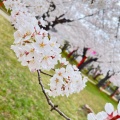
<box><xmin>39</xmin><ymin>42</ymin><xmax>46</xmax><ymax>47</ymax></box>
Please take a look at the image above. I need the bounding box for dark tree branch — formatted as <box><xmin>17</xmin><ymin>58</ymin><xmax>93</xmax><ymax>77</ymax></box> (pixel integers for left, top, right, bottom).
<box><xmin>37</xmin><ymin>70</ymin><xmax>71</xmax><ymax>120</ymax></box>
<box><xmin>38</xmin><ymin>4</ymin><xmax>100</xmax><ymax>31</ymax></box>
<box><xmin>82</xmin><ymin>47</ymin><xmax>89</xmax><ymax>58</ymax></box>
<box><xmin>77</xmin><ymin>47</ymin><xmax>89</xmax><ymax>67</ymax></box>
<box><xmin>115</xmin><ymin>17</ymin><xmax>120</xmax><ymax>39</ymax></box>
<box><xmin>77</xmin><ymin>11</ymin><xmax>99</xmax><ymax>21</ymax></box>
<box><xmin>72</xmin><ymin>52</ymin><xmax>80</xmax><ymax>60</ymax></box>
<box><xmin>78</xmin><ymin>57</ymin><xmax>98</xmax><ymax>71</ymax></box>
<box><xmin>67</xmin><ymin>47</ymin><xmax>79</xmax><ymax>58</ymax></box>
<box><xmin>40</xmin><ymin>70</ymin><xmax>53</xmax><ymax>77</ymax></box>
<box><xmin>39</xmin><ymin>15</ymin><xmax>74</xmax><ymax>31</ymax></box>
<box><xmin>91</xmin><ymin>0</ymin><xmax>95</xmax><ymax>4</ymax></box>
<box><xmin>97</xmin><ymin>70</ymin><xmax>115</xmax><ymax>88</ymax></box>
<box><xmin>36</xmin><ymin>1</ymin><xmax>56</xmax><ymax>20</ymax></box>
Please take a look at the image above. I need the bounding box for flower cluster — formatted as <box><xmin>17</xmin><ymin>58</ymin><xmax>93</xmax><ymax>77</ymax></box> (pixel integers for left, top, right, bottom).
<box><xmin>46</xmin><ymin>64</ymin><xmax>87</xmax><ymax>97</ymax></box>
<box><xmin>11</xmin><ymin>33</ymin><xmax>61</xmax><ymax>72</ymax></box>
<box><xmin>3</xmin><ymin>0</ymin><xmax>87</xmax><ymax>97</ymax></box>
<box><xmin>4</xmin><ymin>0</ymin><xmax>61</xmax><ymax>72</ymax></box>
<box><xmin>4</xmin><ymin>0</ymin><xmax>45</xmax><ymax>28</ymax></box>
<box><xmin>87</xmin><ymin>102</ymin><xmax>120</xmax><ymax>120</ymax></box>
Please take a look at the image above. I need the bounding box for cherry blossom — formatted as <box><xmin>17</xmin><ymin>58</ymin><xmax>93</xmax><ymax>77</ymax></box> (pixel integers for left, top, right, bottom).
<box><xmin>87</xmin><ymin>102</ymin><xmax>120</xmax><ymax>120</ymax></box>
<box><xmin>47</xmin><ymin>64</ymin><xmax>87</xmax><ymax>97</ymax></box>
<box><xmin>11</xmin><ymin>31</ymin><xmax>62</xmax><ymax>71</ymax></box>
<box><xmin>59</xmin><ymin>58</ymin><xmax>69</xmax><ymax>66</ymax></box>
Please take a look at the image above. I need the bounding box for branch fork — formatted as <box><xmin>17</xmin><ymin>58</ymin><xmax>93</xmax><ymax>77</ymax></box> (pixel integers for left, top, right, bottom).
<box><xmin>37</xmin><ymin>70</ymin><xmax>71</xmax><ymax>120</ymax></box>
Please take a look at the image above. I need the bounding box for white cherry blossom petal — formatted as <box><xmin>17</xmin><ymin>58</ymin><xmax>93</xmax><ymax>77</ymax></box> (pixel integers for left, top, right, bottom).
<box><xmin>87</xmin><ymin>113</ymin><xmax>96</xmax><ymax>120</ymax></box>
<box><xmin>105</xmin><ymin>103</ymin><xmax>114</xmax><ymax>115</ymax></box>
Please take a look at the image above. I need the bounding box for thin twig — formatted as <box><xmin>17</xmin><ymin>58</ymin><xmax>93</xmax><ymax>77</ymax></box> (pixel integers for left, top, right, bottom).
<box><xmin>115</xmin><ymin>17</ymin><xmax>120</xmax><ymax>39</ymax></box>
<box><xmin>37</xmin><ymin>70</ymin><xmax>71</xmax><ymax>120</ymax></box>
<box><xmin>40</xmin><ymin>70</ymin><xmax>53</xmax><ymax>77</ymax></box>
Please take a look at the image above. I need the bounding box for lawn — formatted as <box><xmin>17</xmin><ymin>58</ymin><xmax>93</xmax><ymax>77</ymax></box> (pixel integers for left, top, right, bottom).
<box><xmin>0</xmin><ymin>14</ymin><xmax>117</xmax><ymax>120</ymax></box>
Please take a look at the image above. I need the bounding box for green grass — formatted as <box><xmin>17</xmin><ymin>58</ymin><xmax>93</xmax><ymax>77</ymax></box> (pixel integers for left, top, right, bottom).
<box><xmin>0</xmin><ymin>15</ymin><xmax>117</xmax><ymax>120</ymax></box>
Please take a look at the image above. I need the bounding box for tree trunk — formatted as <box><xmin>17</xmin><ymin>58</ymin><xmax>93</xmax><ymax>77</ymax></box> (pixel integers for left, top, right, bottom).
<box><xmin>97</xmin><ymin>76</ymin><xmax>109</xmax><ymax>88</ymax></box>
<box><xmin>67</xmin><ymin>48</ymin><xmax>78</xmax><ymax>58</ymax></box>
<box><xmin>97</xmin><ymin>71</ymin><xmax>114</xmax><ymax>88</ymax></box>
<box><xmin>78</xmin><ymin>57</ymin><xmax>98</xmax><ymax>71</ymax></box>
<box><xmin>77</xmin><ymin>47</ymin><xmax>89</xmax><ymax>67</ymax></box>
<box><xmin>77</xmin><ymin>56</ymin><xmax>87</xmax><ymax>67</ymax></box>
<box><xmin>110</xmin><ymin>86</ymin><xmax>119</xmax><ymax>98</ymax></box>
